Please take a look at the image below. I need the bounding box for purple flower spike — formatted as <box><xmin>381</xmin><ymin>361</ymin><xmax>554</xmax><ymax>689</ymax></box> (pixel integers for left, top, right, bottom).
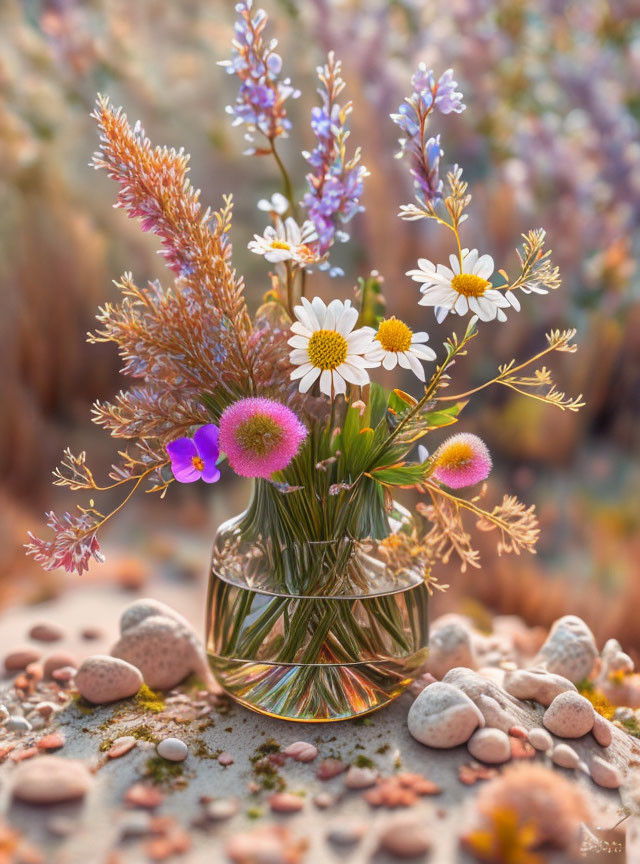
<box><xmin>167</xmin><ymin>424</ymin><xmax>221</xmax><ymax>484</ymax></box>
<box><xmin>391</xmin><ymin>65</ymin><xmax>465</xmax><ymax>205</ymax></box>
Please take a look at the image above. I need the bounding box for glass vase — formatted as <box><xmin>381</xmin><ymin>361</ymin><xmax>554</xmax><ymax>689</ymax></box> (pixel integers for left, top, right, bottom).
<box><xmin>205</xmin><ymin>493</ymin><xmax>430</xmax><ymax>722</ymax></box>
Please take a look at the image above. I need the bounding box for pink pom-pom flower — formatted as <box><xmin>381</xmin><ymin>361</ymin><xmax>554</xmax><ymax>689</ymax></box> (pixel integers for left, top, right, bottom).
<box><xmin>219</xmin><ymin>397</ymin><xmax>307</xmax><ymax>480</ymax></box>
<box><xmin>432</xmin><ymin>432</ymin><xmax>492</xmax><ymax>489</ymax></box>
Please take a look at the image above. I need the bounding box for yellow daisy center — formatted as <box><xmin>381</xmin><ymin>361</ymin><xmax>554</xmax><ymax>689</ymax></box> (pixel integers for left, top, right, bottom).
<box><xmin>270</xmin><ymin>239</ymin><xmax>291</xmax><ymax>250</ymax></box>
<box><xmin>235</xmin><ymin>413</ymin><xmax>284</xmax><ymax>455</ymax></box>
<box><xmin>437</xmin><ymin>441</ymin><xmax>474</xmax><ymax>470</ymax></box>
<box><xmin>307</xmin><ymin>329</ymin><xmax>348</xmax><ymax>370</ymax></box>
<box><xmin>191</xmin><ymin>455</ymin><xmax>205</xmax><ymax>471</ymax></box>
<box><xmin>376</xmin><ymin>317</ymin><xmax>413</xmax><ymax>353</ymax></box>
<box><xmin>451</xmin><ymin>273</ymin><xmax>490</xmax><ymax>297</ymax></box>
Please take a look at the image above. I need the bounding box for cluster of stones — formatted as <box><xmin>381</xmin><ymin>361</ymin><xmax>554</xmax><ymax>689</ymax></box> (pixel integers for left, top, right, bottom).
<box><xmin>408</xmin><ymin>615</ymin><xmax>625</xmax><ymax>790</ymax></box>
<box><xmin>1</xmin><ymin>598</ymin><xmax>213</xmax><ymax>806</ymax></box>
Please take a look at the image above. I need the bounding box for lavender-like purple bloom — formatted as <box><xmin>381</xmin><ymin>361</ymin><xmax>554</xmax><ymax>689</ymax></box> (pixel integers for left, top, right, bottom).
<box><xmin>166</xmin><ymin>424</ymin><xmax>221</xmax><ymax>484</ymax></box>
<box><xmin>391</xmin><ymin>65</ymin><xmax>465</xmax><ymax>204</ymax></box>
<box><xmin>220</xmin><ymin>1</ymin><xmax>299</xmax><ymax>149</ymax></box>
<box><xmin>301</xmin><ymin>53</ymin><xmax>368</xmax><ymax>274</ymax></box>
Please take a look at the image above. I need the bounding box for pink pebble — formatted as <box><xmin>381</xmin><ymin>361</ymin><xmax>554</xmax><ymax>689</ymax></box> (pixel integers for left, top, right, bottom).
<box><xmin>218</xmin><ymin>752</ymin><xmax>234</xmax><ymax>766</ymax></box>
<box><xmin>268</xmin><ymin>793</ymin><xmax>304</xmax><ymax>813</ymax></box>
<box><xmin>283</xmin><ymin>741</ymin><xmax>318</xmax><ymax>763</ymax></box>
<box><xmin>509</xmin><ymin>725</ymin><xmax>528</xmax><ymax>739</ymax></box>
<box><xmin>52</xmin><ymin>666</ymin><xmax>77</xmax><ymax>682</ymax></box>
<box><xmin>316</xmin><ymin>758</ymin><xmax>346</xmax><ymax>780</ymax></box>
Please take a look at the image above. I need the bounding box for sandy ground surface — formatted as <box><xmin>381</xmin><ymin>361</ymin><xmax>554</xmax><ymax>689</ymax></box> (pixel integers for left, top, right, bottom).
<box><xmin>0</xmin><ymin>568</ymin><xmax>633</xmax><ymax>863</ymax></box>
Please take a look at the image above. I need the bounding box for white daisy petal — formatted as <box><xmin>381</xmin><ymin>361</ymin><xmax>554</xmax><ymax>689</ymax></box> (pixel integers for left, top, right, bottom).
<box><xmin>336</xmin><ymin>363</ymin><xmax>369</xmax><ymax>386</ymax></box>
<box><xmin>463</xmin><ymin>249</ymin><xmax>479</xmax><ymax>271</ymax></box>
<box><xmin>332</xmin><ymin>371</ymin><xmax>347</xmax><ymax>396</ymax></box>
<box><xmin>288</xmin><ymin>335</ymin><xmax>309</xmax><ymax>349</ymax></box>
<box><xmin>411</xmin><ymin>343</ymin><xmax>437</xmax><ymax>360</ymax></box>
<box><xmin>290</xmin><ymin>321</ymin><xmax>313</xmax><ymax>338</ymax></box>
<box><xmin>336</xmin><ymin>305</ymin><xmax>359</xmax><ymax>336</ymax></box>
<box><xmin>289</xmin><ymin>349</ymin><xmax>310</xmax><ymax>363</ymax></box>
<box><xmin>411</xmin><ymin>332</ymin><xmax>430</xmax><ymax>343</ymax></box>
<box><xmin>382</xmin><ymin>352</ymin><xmax>397</xmax><ymax>371</ymax></box>
<box><xmin>319</xmin><ymin>369</ymin><xmax>333</xmax><ymax>396</ymax></box>
<box><xmin>397</xmin><ymin>353</ymin><xmax>410</xmax><ymax>370</ymax></box>
<box><xmin>311</xmin><ymin>296</ymin><xmax>327</xmax><ymax>327</ymax></box>
<box><xmin>474</xmin><ymin>254</ymin><xmax>494</xmax><ymax>280</ymax></box>
<box><xmin>405</xmin><ymin>351</ymin><xmax>425</xmax><ymax>381</ymax></box>
<box><xmin>298</xmin><ymin>367</ymin><xmax>321</xmax><ymax>392</ymax></box>
<box><xmin>290</xmin><ymin>362</ymin><xmax>313</xmax><ymax>380</ymax></box>
<box><xmin>454</xmin><ymin>294</ymin><xmax>468</xmax><ymax>315</ymax></box>
<box><xmin>346</xmin><ymin>328</ymin><xmax>375</xmax><ymax>352</ymax></box>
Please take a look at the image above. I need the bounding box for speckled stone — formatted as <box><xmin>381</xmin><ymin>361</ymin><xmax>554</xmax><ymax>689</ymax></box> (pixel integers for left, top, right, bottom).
<box><xmin>427</xmin><ymin>618</ymin><xmax>476</xmax><ymax>679</ymax></box>
<box><xmin>535</xmin><ymin>615</ymin><xmax>598</xmax><ymax>683</ymax></box>
<box><xmin>543</xmin><ymin>691</ymin><xmax>594</xmax><ymax>738</ymax></box>
<box><xmin>408</xmin><ymin>682</ymin><xmax>484</xmax><ymax>748</ymax></box>
<box><xmin>75</xmin><ymin>655</ymin><xmax>142</xmax><ymax>704</ymax></box>
<box><xmin>112</xmin><ymin>601</ymin><xmax>208</xmax><ymax>691</ymax></box>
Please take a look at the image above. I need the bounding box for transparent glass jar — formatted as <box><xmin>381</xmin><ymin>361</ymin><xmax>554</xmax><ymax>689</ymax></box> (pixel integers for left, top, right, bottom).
<box><xmin>205</xmin><ymin>501</ymin><xmax>430</xmax><ymax>722</ymax></box>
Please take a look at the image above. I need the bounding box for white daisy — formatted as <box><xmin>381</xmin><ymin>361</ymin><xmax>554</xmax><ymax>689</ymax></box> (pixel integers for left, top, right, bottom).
<box><xmin>248</xmin><ymin>216</ymin><xmax>320</xmax><ymax>266</ymax></box>
<box><xmin>407</xmin><ymin>248</ymin><xmax>514</xmax><ymax>322</ymax></box>
<box><xmin>288</xmin><ymin>297</ymin><xmax>378</xmax><ymax>397</ymax></box>
<box><xmin>364</xmin><ymin>317</ymin><xmax>436</xmax><ymax>382</ymax></box>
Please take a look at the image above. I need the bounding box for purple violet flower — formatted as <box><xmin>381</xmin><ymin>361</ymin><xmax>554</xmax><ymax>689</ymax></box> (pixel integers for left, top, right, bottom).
<box><xmin>220</xmin><ymin>1</ymin><xmax>299</xmax><ymax>149</ymax></box>
<box><xmin>301</xmin><ymin>53</ymin><xmax>368</xmax><ymax>274</ymax></box>
<box><xmin>391</xmin><ymin>65</ymin><xmax>465</xmax><ymax>205</ymax></box>
<box><xmin>166</xmin><ymin>424</ymin><xmax>221</xmax><ymax>484</ymax></box>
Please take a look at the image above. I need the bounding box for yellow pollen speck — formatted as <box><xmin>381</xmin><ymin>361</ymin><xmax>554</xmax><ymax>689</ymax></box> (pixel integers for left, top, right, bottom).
<box><xmin>436</xmin><ymin>441</ymin><xmax>474</xmax><ymax>470</ymax></box>
<box><xmin>192</xmin><ymin>455</ymin><xmax>205</xmax><ymax>471</ymax></box>
<box><xmin>235</xmin><ymin>413</ymin><xmax>284</xmax><ymax>455</ymax></box>
<box><xmin>270</xmin><ymin>240</ymin><xmax>291</xmax><ymax>250</ymax></box>
<box><xmin>376</xmin><ymin>318</ymin><xmax>413</xmax><ymax>353</ymax></box>
<box><xmin>451</xmin><ymin>273</ymin><xmax>490</xmax><ymax>297</ymax></box>
<box><xmin>307</xmin><ymin>329</ymin><xmax>348</xmax><ymax>370</ymax></box>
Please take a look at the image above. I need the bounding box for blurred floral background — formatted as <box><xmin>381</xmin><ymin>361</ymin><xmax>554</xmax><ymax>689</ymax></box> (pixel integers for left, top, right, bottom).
<box><xmin>1</xmin><ymin>0</ymin><xmax>639</xmax><ymax>654</ymax></box>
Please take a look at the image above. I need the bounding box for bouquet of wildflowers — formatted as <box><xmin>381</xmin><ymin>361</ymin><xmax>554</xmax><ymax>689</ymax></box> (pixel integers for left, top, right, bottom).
<box><xmin>27</xmin><ymin>1</ymin><xmax>583</xmax><ymax>600</ymax></box>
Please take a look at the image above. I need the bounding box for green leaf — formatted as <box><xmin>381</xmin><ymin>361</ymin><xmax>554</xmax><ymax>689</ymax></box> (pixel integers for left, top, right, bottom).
<box><xmin>387</xmin><ymin>399</ymin><xmax>467</xmax><ymax>445</ymax></box>
<box><xmin>367</xmin><ymin>461</ymin><xmax>429</xmax><ymax>487</ymax></box>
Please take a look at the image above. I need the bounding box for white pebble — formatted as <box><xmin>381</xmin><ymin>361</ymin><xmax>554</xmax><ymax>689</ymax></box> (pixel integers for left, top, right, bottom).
<box><xmin>205</xmin><ymin>798</ymin><xmax>238</xmax><ymax>820</ymax></box>
<box><xmin>589</xmin><ymin>756</ymin><xmax>622</xmax><ymax>789</ymax></box>
<box><xmin>467</xmin><ymin>728</ymin><xmax>511</xmax><ymax>764</ymax></box>
<box><xmin>528</xmin><ymin>727</ymin><xmax>553</xmax><ymax>751</ymax></box>
<box><xmin>407</xmin><ymin>682</ymin><xmax>484</xmax><ymax>748</ymax></box>
<box><xmin>552</xmin><ymin>743</ymin><xmax>580</xmax><ymax>769</ymax></box>
<box><xmin>157</xmin><ymin>737</ymin><xmax>188</xmax><ymax>762</ymax></box>
<box><xmin>543</xmin><ymin>691</ymin><xmax>594</xmax><ymax>738</ymax></box>
<box><xmin>0</xmin><ymin>705</ymin><xmax>10</xmax><ymax>724</ymax></box>
<box><xmin>5</xmin><ymin>716</ymin><xmax>32</xmax><ymax>734</ymax></box>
